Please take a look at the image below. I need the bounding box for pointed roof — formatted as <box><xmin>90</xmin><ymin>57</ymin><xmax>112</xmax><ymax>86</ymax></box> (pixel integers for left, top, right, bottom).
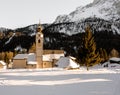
<box><xmin>56</xmin><ymin>57</ymin><xmax>79</xmax><ymax>69</ymax></box>
<box><xmin>13</xmin><ymin>54</ymin><xmax>28</xmax><ymax>59</ymax></box>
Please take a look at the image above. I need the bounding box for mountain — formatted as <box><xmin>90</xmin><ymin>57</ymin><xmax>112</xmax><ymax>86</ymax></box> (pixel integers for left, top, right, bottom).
<box><xmin>0</xmin><ymin>27</ymin><xmax>8</xmax><ymax>32</ymax></box>
<box><xmin>0</xmin><ymin>0</ymin><xmax>120</xmax><ymax>57</ymax></box>
<box><xmin>54</xmin><ymin>0</ymin><xmax>120</xmax><ymax>23</ymax></box>
<box><xmin>0</xmin><ymin>18</ymin><xmax>120</xmax><ymax>57</ymax></box>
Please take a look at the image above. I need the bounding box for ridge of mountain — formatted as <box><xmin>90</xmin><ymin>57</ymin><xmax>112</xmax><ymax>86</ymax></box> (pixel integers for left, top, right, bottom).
<box><xmin>54</xmin><ymin>0</ymin><xmax>120</xmax><ymax>23</ymax></box>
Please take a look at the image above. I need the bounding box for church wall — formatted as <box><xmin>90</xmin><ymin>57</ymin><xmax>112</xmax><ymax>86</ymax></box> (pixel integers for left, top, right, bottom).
<box><xmin>43</xmin><ymin>50</ymin><xmax>64</xmax><ymax>55</ymax></box>
<box><xmin>43</xmin><ymin>61</ymin><xmax>52</xmax><ymax>68</ymax></box>
<box><xmin>26</xmin><ymin>64</ymin><xmax>36</xmax><ymax>69</ymax></box>
<box><xmin>52</xmin><ymin>59</ymin><xmax>59</xmax><ymax>67</ymax></box>
<box><xmin>12</xmin><ymin>59</ymin><xmax>27</xmax><ymax>69</ymax></box>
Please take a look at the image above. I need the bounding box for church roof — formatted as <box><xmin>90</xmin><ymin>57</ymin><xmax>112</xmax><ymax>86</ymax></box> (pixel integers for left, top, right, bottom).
<box><xmin>13</xmin><ymin>54</ymin><xmax>28</xmax><ymax>59</ymax></box>
<box><xmin>43</xmin><ymin>54</ymin><xmax>64</xmax><ymax>61</ymax></box>
<box><xmin>56</xmin><ymin>57</ymin><xmax>79</xmax><ymax>69</ymax></box>
<box><xmin>43</xmin><ymin>50</ymin><xmax>64</xmax><ymax>61</ymax></box>
<box><xmin>13</xmin><ymin>51</ymin><xmax>64</xmax><ymax>63</ymax></box>
<box><xmin>27</xmin><ymin>53</ymin><xmax>37</xmax><ymax>65</ymax></box>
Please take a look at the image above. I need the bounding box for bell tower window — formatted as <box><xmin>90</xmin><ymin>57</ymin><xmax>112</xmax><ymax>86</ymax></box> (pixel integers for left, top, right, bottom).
<box><xmin>38</xmin><ymin>39</ymin><xmax>40</xmax><ymax>43</ymax></box>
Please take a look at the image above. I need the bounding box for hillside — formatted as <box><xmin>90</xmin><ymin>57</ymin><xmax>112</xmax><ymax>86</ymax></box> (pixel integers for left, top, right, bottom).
<box><xmin>0</xmin><ymin>17</ymin><xmax>120</xmax><ymax>57</ymax></box>
<box><xmin>0</xmin><ymin>0</ymin><xmax>120</xmax><ymax>57</ymax></box>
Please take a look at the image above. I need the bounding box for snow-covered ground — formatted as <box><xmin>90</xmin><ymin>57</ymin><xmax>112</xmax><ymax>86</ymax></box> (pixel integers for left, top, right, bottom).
<box><xmin>0</xmin><ymin>67</ymin><xmax>120</xmax><ymax>95</ymax></box>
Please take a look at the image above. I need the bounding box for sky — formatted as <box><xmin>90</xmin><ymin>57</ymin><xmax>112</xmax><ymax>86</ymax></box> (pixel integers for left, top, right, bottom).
<box><xmin>0</xmin><ymin>0</ymin><xmax>93</xmax><ymax>29</ymax></box>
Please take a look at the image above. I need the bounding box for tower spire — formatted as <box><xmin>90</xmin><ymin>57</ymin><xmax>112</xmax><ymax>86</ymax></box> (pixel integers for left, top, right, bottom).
<box><xmin>39</xmin><ymin>19</ymin><xmax>41</xmax><ymax>26</ymax></box>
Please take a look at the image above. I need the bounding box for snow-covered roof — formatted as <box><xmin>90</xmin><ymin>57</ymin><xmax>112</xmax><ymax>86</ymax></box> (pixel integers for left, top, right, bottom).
<box><xmin>13</xmin><ymin>54</ymin><xmax>28</xmax><ymax>59</ymax></box>
<box><xmin>56</xmin><ymin>57</ymin><xmax>79</xmax><ymax>68</ymax></box>
<box><xmin>109</xmin><ymin>57</ymin><xmax>120</xmax><ymax>62</ymax></box>
<box><xmin>13</xmin><ymin>53</ymin><xmax>64</xmax><ymax>63</ymax></box>
<box><xmin>0</xmin><ymin>61</ymin><xmax>6</xmax><ymax>65</ymax></box>
<box><xmin>27</xmin><ymin>53</ymin><xmax>64</xmax><ymax>64</ymax></box>
<box><xmin>43</xmin><ymin>54</ymin><xmax>64</xmax><ymax>61</ymax></box>
<box><xmin>69</xmin><ymin>56</ymin><xmax>76</xmax><ymax>60</ymax></box>
<box><xmin>27</xmin><ymin>53</ymin><xmax>37</xmax><ymax>65</ymax></box>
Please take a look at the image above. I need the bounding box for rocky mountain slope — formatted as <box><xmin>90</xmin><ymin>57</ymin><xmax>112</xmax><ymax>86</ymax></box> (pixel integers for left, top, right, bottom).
<box><xmin>54</xmin><ymin>0</ymin><xmax>120</xmax><ymax>23</ymax></box>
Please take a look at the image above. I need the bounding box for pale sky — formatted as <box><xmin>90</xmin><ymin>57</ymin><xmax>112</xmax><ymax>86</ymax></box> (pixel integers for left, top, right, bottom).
<box><xmin>0</xmin><ymin>0</ymin><xmax>93</xmax><ymax>29</ymax></box>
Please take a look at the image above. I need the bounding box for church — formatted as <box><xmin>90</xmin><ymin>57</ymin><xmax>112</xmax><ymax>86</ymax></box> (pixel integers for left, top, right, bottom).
<box><xmin>12</xmin><ymin>24</ymin><xmax>64</xmax><ymax>69</ymax></box>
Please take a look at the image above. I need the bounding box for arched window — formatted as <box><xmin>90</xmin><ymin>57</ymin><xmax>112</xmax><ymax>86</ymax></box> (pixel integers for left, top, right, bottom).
<box><xmin>38</xmin><ymin>39</ymin><xmax>40</xmax><ymax>43</ymax></box>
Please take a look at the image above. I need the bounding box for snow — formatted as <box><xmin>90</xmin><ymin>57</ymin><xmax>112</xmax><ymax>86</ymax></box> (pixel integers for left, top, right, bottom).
<box><xmin>69</xmin><ymin>0</ymin><xmax>118</xmax><ymax>22</ymax></box>
<box><xmin>0</xmin><ymin>61</ymin><xmax>6</xmax><ymax>66</ymax></box>
<box><xmin>14</xmin><ymin>45</ymin><xmax>23</xmax><ymax>51</ymax></box>
<box><xmin>55</xmin><ymin>0</ymin><xmax>120</xmax><ymax>23</ymax></box>
<box><xmin>0</xmin><ymin>68</ymin><xmax>120</xmax><ymax>95</ymax></box>
<box><xmin>5</xmin><ymin>33</ymin><xmax>15</xmax><ymax>45</ymax></box>
<box><xmin>13</xmin><ymin>53</ymin><xmax>64</xmax><ymax>64</ymax></box>
<box><xmin>56</xmin><ymin>57</ymin><xmax>79</xmax><ymax>68</ymax></box>
<box><xmin>0</xmin><ymin>61</ymin><xmax>7</xmax><ymax>69</ymax></box>
<box><xmin>111</xmin><ymin>25</ymin><xmax>120</xmax><ymax>34</ymax></box>
<box><xmin>27</xmin><ymin>53</ymin><xmax>37</xmax><ymax>65</ymax></box>
<box><xmin>30</xmin><ymin>32</ymin><xmax>36</xmax><ymax>36</ymax></box>
<box><xmin>45</xmin><ymin>37</ymin><xmax>50</xmax><ymax>42</ymax></box>
<box><xmin>13</xmin><ymin>54</ymin><xmax>28</xmax><ymax>59</ymax></box>
<box><xmin>7</xmin><ymin>55</ymin><xmax>120</xmax><ymax>95</ymax></box>
<box><xmin>109</xmin><ymin>57</ymin><xmax>120</xmax><ymax>62</ymax></box>
<box><xmin>43</xmin><ymin>54</ymin><xmax>64</xmax><ymax>61</ymax></box>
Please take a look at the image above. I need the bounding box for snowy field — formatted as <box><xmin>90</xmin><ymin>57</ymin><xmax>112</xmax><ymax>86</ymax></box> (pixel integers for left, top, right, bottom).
<box><xmin>0</xmin><ymin>67</ymin><xmax>120</xmax><ymax>95</ymax></box>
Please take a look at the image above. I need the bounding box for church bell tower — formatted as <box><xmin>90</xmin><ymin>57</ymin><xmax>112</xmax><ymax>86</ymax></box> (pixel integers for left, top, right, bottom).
<box><xmin>36</xmin><ymin>23</ymin><xmax>43</xmax><ymax>68</ymax></box>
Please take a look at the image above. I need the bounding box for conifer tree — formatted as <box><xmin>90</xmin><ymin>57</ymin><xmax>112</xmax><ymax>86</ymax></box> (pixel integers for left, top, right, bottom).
<box><xmin>99</xmin><ymin>48</ymin><xmax>108</xmax><ymax>63</ymax></box>
<box><xmin>77</xmin><ymin>26</ymin><xmax>101</xmax><ymax>70</ymax></box>
<box><xmin>109</xmin><ymin>48</ymin><xmax>119</xmax><ymax>58</ymax></box>
<box><xmin>103</xmin><ymin>49</ymin><xmax>108</xmax><ymax>61</ymax></box>
<box><xmin>4</xmin><ymin>52</ymin><xmax>13</xmax><ymax>68</ymax></box>
<box><xmin>29</xmin><ymin>43</ymin><xmax>36</xmax><ymax>53</ymax></box>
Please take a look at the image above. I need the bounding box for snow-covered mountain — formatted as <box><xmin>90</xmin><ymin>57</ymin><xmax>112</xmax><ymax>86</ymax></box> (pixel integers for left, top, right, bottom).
<box><xmin>0</xmin><ymin>0</ymin><xmax>120</xmax><ymax>56</ymax></box>
<box><xmin>54</xmin><ymin>0</ymin><xmax>120</xmax><ymax>23</ymax></box>
<box><xmin>0</xmin><ymin>27</ymin><xmax>8</xmax><ymax>32</ymax></box>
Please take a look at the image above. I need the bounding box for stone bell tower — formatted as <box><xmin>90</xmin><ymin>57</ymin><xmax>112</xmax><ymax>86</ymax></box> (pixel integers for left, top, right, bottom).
<box><xmin>36</xmin><ymin>23</ymin><xmax>43</xmax><ymax>68</ymax></box>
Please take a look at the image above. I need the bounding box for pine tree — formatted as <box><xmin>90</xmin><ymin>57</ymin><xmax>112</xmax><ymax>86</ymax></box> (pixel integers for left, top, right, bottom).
<box><xmin>4</xmin><ymin>52</ymin><xmax>13</xmax><ymax>68</ymax></box>
<box><xmin>103</xmin><ymin>49</ymin><xmax>108</xmax><ymax>61</ymax></box>
<box><xmin>29</xmin><ymin>43</ymin><xmax>36</xmax><ymax>53</ymax></box>
<box><xmin>99</xmin><ymin>48</ymin><xmax>108</xmax><ymax>63</ymax></box>
<box><xmin>109</xmin><ymin>48</ymin><xmax>119</xmax><ymax>58</ymax></box>
<box><xmin>77</xmin><ymin>26</ymin><xmax>101</xmax><ymax>70</ymax></box>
